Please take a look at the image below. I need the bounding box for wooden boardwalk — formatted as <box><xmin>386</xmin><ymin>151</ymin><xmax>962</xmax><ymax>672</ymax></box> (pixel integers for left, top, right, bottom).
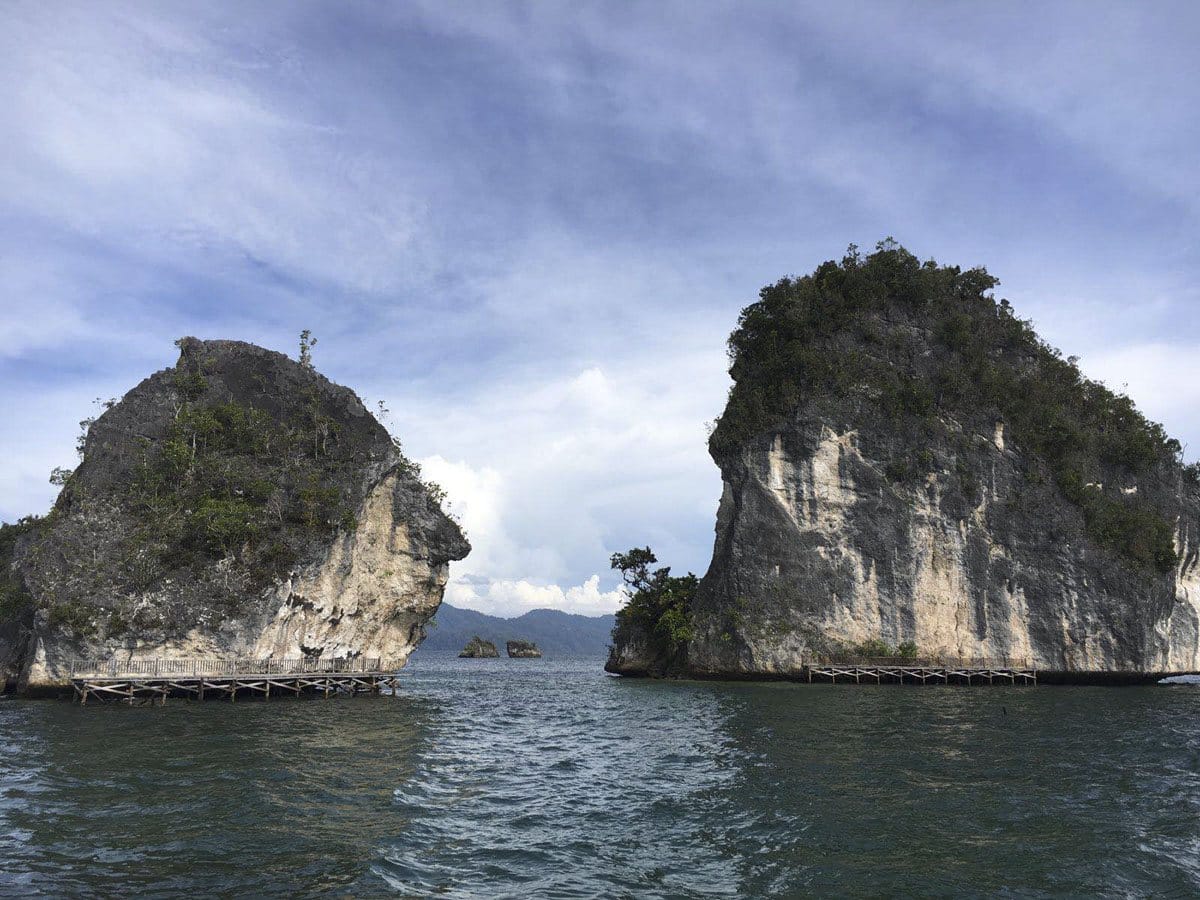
<box><xmin>806</xmin><ymin>657</ymin><xmax>1037</xmax><ymax>686</ymax></box>
<box><xmin>68</xmin><ymin>657</ymin><xmax>404</xmax><ymax>705</ymax></box>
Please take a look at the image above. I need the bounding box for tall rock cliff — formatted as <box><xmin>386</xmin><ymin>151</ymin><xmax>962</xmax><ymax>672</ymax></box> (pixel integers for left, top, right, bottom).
<box><xmin>608</xmin><ymin>243</ymin><xmax>1200</xmax><ymax>678</ymax></box>
<box><xmin>1</xmin><ymin>338</ymin><xmax>468</xmax><ymax>692</ymax></box>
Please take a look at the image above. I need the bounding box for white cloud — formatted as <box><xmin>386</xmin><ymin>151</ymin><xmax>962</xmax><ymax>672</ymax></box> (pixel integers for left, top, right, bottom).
<box><xmin>445</xmin><ymin>575</ymin><xmax>624</xmax><ymax>618</ymax></box>
<box><xmin>410</xmin><ymin>347</ymin><xmax>727</xmax><ymax>616</ymax></box>
<box><xmin>0</xmin><ymin>5</ymin><xmax>429</xmax><ymax>299</ymax></box>
<box><xmin>794</xmin><ymin>2</ymin><xmax>1200</xmax><ymax>215</ymax></box>
<box><xmin>0</xmin><ymin>386</ymin><xmax>122</xmax><ymax>523</ymax></box>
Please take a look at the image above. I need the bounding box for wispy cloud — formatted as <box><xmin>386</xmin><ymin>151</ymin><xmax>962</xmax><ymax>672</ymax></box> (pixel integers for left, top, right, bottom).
<box><xmin>2</xmin><ymin>1</ymin><xmax>1197</xmax><ymax>615</ymax></box>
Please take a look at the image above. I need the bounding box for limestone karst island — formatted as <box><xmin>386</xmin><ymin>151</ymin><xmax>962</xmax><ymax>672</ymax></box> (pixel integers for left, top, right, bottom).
<box><xmin>5</xmin><ymin>246</ymin><xmax>1200</xmax><ymax>697</ymax></box>
<box><xmin>606</xmin><ymin>243</ymin><xmax>1200</xmax><ymax>684</ymax></box>
<box><xmin>0</xmin><ymin>338</ymin><xmax>468</xmax><ymax>696</ymax></box>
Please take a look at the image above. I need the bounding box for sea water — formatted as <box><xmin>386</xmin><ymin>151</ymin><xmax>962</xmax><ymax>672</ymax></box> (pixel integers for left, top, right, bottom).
<box><xmin>2</xmin><ymin>654</ymin><xmax>1198</xmax><ymax>897</ymax></box>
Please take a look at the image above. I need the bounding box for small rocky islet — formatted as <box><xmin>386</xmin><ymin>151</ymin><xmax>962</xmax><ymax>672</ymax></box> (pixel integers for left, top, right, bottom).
<box><xmin>457</xmin><ymin>637</ymin><xmax>543</xmax><ymax>658</ymax></box>
<box><xmin>505</xmin><ymin>640</ymin><xmax>542</xmax><ymax>658</ymax></box>
<box><xmin>458</xmin><ymin>636</ymin><xmax>499</xmax><ymax>658</ymax></box>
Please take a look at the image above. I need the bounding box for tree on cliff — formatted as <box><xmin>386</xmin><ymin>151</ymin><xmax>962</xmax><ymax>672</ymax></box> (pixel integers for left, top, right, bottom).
<box><xmin>299</xmin><ymin>329</ymin><xmax>318</xmax><ymax>369</ymax></box>
<box><xmin>610</xmin><ymin>547</ymin><xmax>697</xmax><ymax>662</ymax></box>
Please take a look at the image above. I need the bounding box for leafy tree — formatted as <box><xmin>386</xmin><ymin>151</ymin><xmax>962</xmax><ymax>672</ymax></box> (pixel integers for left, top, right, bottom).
<box><xmin>299</xmin><ymin>329</ymin><xmax>317</xmax><ymax>369</ymax></box>
<box><xmin>611</xmin><ymin>546</ymin><xmax>658</xmax><ymax>591</ymax></box>
<box><xmin>610</xmin><ymin>547</ymin><xmax>698</xmax><ymax>661</ymax></box>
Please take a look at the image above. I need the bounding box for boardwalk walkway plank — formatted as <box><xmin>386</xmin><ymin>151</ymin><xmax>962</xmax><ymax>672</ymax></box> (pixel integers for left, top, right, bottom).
<box><xmin>805</xmin><ymin>658</ymin><xmax>1037</xmax><ymax>685</ymax></box>
<box><xmin>69</xmin><ymin>657</ymin><xmax>403</xmax><ymax>704</ymax></box>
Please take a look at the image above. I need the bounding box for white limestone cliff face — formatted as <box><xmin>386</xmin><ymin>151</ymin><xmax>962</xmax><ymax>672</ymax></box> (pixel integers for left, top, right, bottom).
<box><xmin>1163</xmin><ymin>528</ymin><xmax>1200</xmax><ymax>671</ymax></box>
<box><xmin>679</xmin><ymin>422</ymin><xmax>1200</xmax><ymax>677</ymax></box>
<box><xmin>252</xmin><ymin>472</ymin><xmax>451</xmax><ymax>662</ymax></box>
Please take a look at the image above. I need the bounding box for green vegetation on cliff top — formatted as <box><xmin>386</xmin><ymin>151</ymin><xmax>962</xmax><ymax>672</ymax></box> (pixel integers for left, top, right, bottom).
<box><xmin>711</xmin><ymin>240</ymin><xmax>1185</xmax><ymax>573</ymax></box>
<box><xmin>0</xmin><ymin>334</ymin><xmax>460</xmax><ymax>643</ymax></box>
<box><xmin>96</xmin><ymin>341</ymin><xmax>376</xmax><ymax>598</ymax></box>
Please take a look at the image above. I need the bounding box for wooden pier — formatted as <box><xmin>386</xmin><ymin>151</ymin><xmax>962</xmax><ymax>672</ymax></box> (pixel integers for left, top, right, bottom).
<box><xmin>805</xmin><ymin>656</ymin><xmax>1037</xmax><ymax>686</ymax></box>
<box><xmin>68</xmin><ymin>657</ymin><xmax>404</xmax><ymax>705</ymax></box>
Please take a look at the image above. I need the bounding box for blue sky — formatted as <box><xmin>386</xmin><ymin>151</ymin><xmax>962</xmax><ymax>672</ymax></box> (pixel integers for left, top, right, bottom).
<box><xmin>2</xmin><ymin>2</ymin><xmax>1198</xmax><ymax>615</ymax></box>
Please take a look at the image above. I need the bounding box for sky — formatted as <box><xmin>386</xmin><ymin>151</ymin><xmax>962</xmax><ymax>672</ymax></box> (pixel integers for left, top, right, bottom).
<box><xmin>2</xmin><ymin>2</ymin><xmax>1198</xmax><ymax>617</ymax></box>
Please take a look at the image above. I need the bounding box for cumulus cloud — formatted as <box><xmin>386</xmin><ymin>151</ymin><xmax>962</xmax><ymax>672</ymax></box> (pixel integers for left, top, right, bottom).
<box><xmin>411</xmin><ymin>349</ymin><xmax>727</xmax><ymax>617</ymax></box>
<box><xmin>445</xmin><ymin>575</ymin><xmax>624</xmax><ymax>619</ymax></box>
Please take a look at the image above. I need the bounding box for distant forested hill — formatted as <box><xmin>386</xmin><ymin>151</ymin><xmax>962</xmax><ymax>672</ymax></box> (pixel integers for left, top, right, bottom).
<box><xmin>419</xmin><ymin>604</ymin><xmax>615</xmax><ymax>656</ymax></box>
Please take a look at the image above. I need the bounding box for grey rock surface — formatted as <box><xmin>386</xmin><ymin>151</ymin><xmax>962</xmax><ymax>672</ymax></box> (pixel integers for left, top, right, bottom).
<box><xmin>611</xmin><ymin>409</ymin><xmax>1200</xmax><ymax>677</ymax></box>
<box><xmin>676</xmin><ymin>418</ymin><xmax>1200</xmax><ymax>677</ymax></box>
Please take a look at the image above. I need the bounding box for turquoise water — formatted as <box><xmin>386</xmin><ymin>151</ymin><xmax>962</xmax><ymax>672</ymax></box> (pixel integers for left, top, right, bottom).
<box><xmin>2</xmin><ymin>654</ymin><xmax>1199</xmax><ymax>898</ymax></box>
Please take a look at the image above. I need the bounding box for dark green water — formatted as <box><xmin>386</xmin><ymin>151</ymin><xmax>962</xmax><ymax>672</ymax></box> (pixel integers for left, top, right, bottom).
<box><xmin>2</xmin><ymin>655</ymin><xmax>1199</xmax><ymax>898</ymax></box>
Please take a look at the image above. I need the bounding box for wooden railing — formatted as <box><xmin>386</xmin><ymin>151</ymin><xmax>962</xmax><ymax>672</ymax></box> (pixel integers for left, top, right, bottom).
<box><xmin>68</xmin><ymin>657</ymin><xmax>406</xmax><ymax>678</ymax></box>
<box><xmin>811</xmin><ymin>655</ymin><xmax>1034</xmax><ymax>669</ymax></box>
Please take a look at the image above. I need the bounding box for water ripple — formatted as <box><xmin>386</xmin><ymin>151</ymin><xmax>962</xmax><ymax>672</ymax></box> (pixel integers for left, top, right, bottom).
<box><xmin>3</xmin><ymin>660</ymin><xmax>1200</xmax><ymax>896</ymax></box>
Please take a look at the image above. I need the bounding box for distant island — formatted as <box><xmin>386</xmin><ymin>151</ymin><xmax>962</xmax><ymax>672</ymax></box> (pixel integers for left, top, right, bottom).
<box><xmin>458</xmin><ymin>636</ymin><xmax>499</xmax><ymax>658</ymax></box>
<box><xmin>421</xmin><ymin>604</ymin><xmax>614</xmax><ymax>656</ymax></box>
<box><xmin>607</xmin><ymin>241</ymin><xmax>1200</xmax><ymax>681</ymax></box>
<box><xmin>506</xmin><ymin>640</ymin><xmax>542</xmax><ymax>658</ymax></box>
